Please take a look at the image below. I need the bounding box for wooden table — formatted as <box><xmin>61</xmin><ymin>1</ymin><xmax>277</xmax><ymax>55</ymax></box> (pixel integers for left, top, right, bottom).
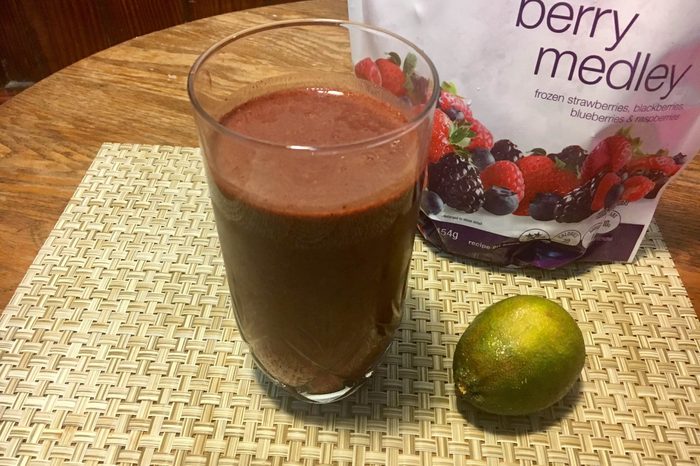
<box><xmin>0</xmin><ymin>0</ymin><xmax>698</xmax><ymax>316</ymax></box>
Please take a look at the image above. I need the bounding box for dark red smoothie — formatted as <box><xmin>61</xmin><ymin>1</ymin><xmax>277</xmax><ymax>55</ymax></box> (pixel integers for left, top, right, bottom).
<box><xmin>204</xmin><ymin>85</ymin><xmax>427</xmax><ymax>397</ymax></box>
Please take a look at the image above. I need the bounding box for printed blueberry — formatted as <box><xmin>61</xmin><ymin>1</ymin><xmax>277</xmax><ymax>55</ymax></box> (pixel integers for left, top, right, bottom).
<box><xmin>483</xmin><ymin>186</ymin><xmax>519</xmax><ymax>215</ymax></box>
<box><xmin>471</xmin><ymin>148</ymin><xmax>496</xmax><ymax>171</ymax></box>
<box><xmin>445</xmin><ymin>107</ymin><xmax>465</xmax><ymax>122</ymax></box>
<box><xmin>605</xmin><ymin>183</ymin><xmax>624</xmax><ymax>208</ymax></box>
<box><xmin>529</xmin><ymin>192</ymin><xmax>563</xmax><ymax>221</ymax></box>
<box><xmin>421</xmin><ymin>190</ymin><xmax>445</xmax><ymax>215</ymax></box>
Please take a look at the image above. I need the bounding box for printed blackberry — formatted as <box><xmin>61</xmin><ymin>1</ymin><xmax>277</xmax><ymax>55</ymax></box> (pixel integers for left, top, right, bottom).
<box><xmin>643</xmin><ymin>170</ymin><xmax>669</xmax><ymax>199</ymax></box>
<box><xmin>673</xmin><ymin>152</ymin><xmax>688</xmax><ymax>165</ymax></box>
<box><xmin>550</xmin><ymin>145</ymin><xmax>588</xmax><ymax>173</ymax></box>
<box><xmin>554</xmin><ymin>174</ymin><xmax>601</xmax><ymax>223</ymax></box>
<box><xmin>491</xmin><ymin>139</ymin><xmax>523</xmax><ymax>163</ymax></box>
<box><xmin>428</xmin><ymin>154</ymin><xmax>484</xmax><ymax>213</ymax></box>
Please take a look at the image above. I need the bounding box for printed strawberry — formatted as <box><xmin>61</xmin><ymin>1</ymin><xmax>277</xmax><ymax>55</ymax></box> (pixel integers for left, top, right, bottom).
<box><xmin>621</xmin><ymin>175</ymin><xmax>655</xmax><ymax>202</ymax></box>
<box><xmin>428</xmin><ymin>110</ymin><xmax>483</xmax><ymax>163</ymax></box>
<box><xmin>480</xmin><ymin>161</ymin><xmax>525</xmax><ymax>201</ymax></box>
<box><xmin>591</xmin><ymin>173</ymin><xmax>622</xmax><ymax>211</ymax></box>
<box><xmin>607</xmin><ymin>134</ymin><xmax>634</xmax><ymax>173</ymax></box>
<box><xmin>549</xmin><ymin>161</ymin><xmax>580</xmax><ymax>196</ymax></box>
<box><xmin>581</xmin><ymin>128</ymin><xmax>638</xmax><ymax>181</ymax></box>
<box><xmin>354</xmin><ymin>57</ymin><xmax>381</xmax><ymax>86</ymax></box>
<box><xmin>438</xmin><ymin>82</ymin><xmax>473</xmax><ymax>121</ymax></box>
<box><xmin>580</xmin><ymin>139</ymin><xmax>610</xmax><ymax>182</ymax></box>
<box><xmin>428</xmin><ymin>109</ymin><xmax>455</xmax><ymax>163</ymax></box>
<box><xmin>465</xmin><ymin>117</ymin><xmax>493</xmax><ymax>151</ymax></box>
<box><xmin>375</xmin><ymin>58</ymin><xmax>406</xmax><ymax>96</ymax></box>
<box><xmin>514</xmin><ymin>155</ymin><xmax>556</xmax><ymax>215</ymax></box>
<box><xmin>625</xmin><ymin>154</ymin><xmax>680</xmax><ymax>178</ymax></box>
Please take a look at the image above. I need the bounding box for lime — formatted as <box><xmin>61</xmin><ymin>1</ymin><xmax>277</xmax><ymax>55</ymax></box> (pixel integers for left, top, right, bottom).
<box><xmin>453</xmin><ymin>295</ymin><xmax>585</xmax><ymax>415</ymax></box>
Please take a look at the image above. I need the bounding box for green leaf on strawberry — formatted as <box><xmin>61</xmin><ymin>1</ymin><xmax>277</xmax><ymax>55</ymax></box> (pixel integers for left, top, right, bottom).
<box><xmin>441</xmin><ymin>81</ymin><xmax>459</xmax><ymax>95</ymax></box>
<box><xmin>449</xmin><ymin>121</ymin><xmax>475</xmax><ymax>148</ymax></box>
<box><xmin>402</xmin><ymin>52</ymin><xmax>417</xmax><ymax>76</ymax></box>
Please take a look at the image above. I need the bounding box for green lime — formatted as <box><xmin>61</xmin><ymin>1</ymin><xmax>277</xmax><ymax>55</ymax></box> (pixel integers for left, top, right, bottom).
<box><xmin>453</xmin><ymin>295</ymin><xmax>585</xmax><ymax>415</ymax></box>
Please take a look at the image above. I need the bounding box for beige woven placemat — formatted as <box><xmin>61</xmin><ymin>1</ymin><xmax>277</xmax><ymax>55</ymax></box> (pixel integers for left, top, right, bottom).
<box><xmin>1</xmin><ymin>143</ymin><xmax>699</xmax><ymax>466</ymax></box>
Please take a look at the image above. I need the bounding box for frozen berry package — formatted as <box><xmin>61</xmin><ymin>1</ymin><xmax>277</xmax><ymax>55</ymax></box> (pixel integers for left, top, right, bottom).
<box><xmin>349</xmin><ymin>0</ymin><xmax>700</xmax><ymax>268</ymax></box>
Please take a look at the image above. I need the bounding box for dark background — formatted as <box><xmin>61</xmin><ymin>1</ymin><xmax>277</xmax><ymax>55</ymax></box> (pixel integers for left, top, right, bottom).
<box><xmin>0</xmin><ymin>0</ymin><xmax>296</xmax><ymax>99</ymax></box>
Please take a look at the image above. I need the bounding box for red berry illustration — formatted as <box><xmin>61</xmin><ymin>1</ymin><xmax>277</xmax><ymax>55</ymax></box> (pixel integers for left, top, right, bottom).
<box><xmin>591</xmin><ymin>173</ymin><xmax>622</xmax><ymax>211</ymax></box>
<box><xmin>480</xmin><ymin>161</ymin><xmax>525</xmax><ymax>201</ymax></box>
<box><xmin>626</xmin><ymin>155</ymin><xmax>680</xmax><ymax>178</ymax></box>
<box><xmin>354</xmin><ymin>57</ymin><xmax>381</xmax><ymax>86</ymax></box>
<box><xmin>549</xmin><ymin>166</ymin><xmax>579</xmax><ymax>196</ymax></box>
<box><xmin>581</xmin><ymin>129</ymin><xmax>637</xmax><ymax>181</ymax></box>
<box><xmin>438</xmin><ymin>82</ymin><xmax>473</xmax><ymax>121</ymax></box>
<box><xmin>428</xmin><ymin>109</ymin><xmax>481</xmax><ymax>164</ymax></box>
<box><xmin>622</xmin><ymin>175</ymin><xmax>655</xmax><ymax>201</ymax></box>
<box><xmin>580</xmin><ymin>141</ymin><xmax>609</xmax><ymax>182</ymax></box>
<box><xmin>607</xmin><ymin>135</ymin><xmax>634</xmax><ymax>173</ymax></box>
<box><xmin>428</xmin><ymin>109</ymin><xmax>454</xmax><ymax>163</ymax></box>
<box><xmin>514</xmin><ymin>155</ymin><xmax>556</xmax><ymax>215</ymax></box>
<box><xmin>465</xmin><ymin>117</ymin><xmax>493</xmax><ymax>151</ymax></box>
<box><xmin>375</xmin><ymin>58</ymin><xmax>406</xmax><ymax>96</ymax></box>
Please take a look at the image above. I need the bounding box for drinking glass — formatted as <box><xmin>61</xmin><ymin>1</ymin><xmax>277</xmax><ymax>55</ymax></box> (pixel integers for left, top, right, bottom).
<box><xmin>188</xmin><ymin>19</ymin><xmax>439</xmax><ymax>403</ymax></box>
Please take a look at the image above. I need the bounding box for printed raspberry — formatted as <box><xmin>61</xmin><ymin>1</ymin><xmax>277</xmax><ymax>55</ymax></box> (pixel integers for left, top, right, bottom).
<box><xmin>554</xmin><ymin>175</ymin><xmax>602</xmax><ymax>223</ymax></box>
<box><xmin>591</xmin><ymin>173</ymin><xmax>622</xmax><ymax>211</ymax></box>
<box><xmin>549</xmin><ymin>145</ymin><xmax>588</xmax><ymax>173</ymax></box>
<box><xmin>375</xmin><ymin>58</ymin><xmax>406</xmax><ymax>97</ymax></box>
<box><xmin>465</xmin><ymin>117</ymin><xmax>493</xmax><ymax>151</ymax></box>
<box><xmin>480</xmin><ymin>161</ymin><xmax>525</xmax><ymax>201</ymax></box>
<box><xmin>491</xmin><ymin>139</ymin><xmax>523</xmax><ymax>163</ymax></box>
<box><xmin>438</xmin><ymin>82</ymin><xmax>473</xmax><ymax>121</ymax></box>
<box><xmin>354</xmin><ymin>57</ymin><xmax>381</xmax><ymax>86</ymax></box>
<box><xmin>621</xmin><ymin>175</ymin><xmax>655</xmax><ymax>202</ymax></box>
<box><xmin>428</xmin><ymin>154</ymin><xmax>484</xmax><ymax>213</ymax></box>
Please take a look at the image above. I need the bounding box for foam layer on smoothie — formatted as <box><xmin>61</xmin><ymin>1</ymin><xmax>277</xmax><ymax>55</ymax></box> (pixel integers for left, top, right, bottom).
<box><xmin>206</xmin><ymin>80</ymin><xmax>424</xmax><ymax>218</ymax></box>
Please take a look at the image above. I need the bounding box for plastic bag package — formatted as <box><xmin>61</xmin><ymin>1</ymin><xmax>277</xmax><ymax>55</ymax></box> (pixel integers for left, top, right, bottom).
<box><xmin>349</xmin><ymin>0</ymin><xmax>700</xmax><ymax>268</ymax></box>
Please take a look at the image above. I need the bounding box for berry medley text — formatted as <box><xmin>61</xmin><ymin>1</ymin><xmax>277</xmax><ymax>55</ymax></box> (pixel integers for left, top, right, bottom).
<box><xmin>516</xmin><ymin>0</ymin><xmax>693</xmax><ymax>100</ymax></box>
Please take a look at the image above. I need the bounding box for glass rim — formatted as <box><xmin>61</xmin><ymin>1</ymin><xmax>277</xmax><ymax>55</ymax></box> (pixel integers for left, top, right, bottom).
<box><xmin>187</xmin><ymin>18</ymin><xmax>440</xmax><ymax>154</ymax></box>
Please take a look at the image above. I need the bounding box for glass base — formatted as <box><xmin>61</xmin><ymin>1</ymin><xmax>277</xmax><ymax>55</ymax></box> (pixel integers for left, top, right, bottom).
<box><xmin>251</xmin><ymin>351</ymin><xmax>378</xmax><ymax>404</ymax></box>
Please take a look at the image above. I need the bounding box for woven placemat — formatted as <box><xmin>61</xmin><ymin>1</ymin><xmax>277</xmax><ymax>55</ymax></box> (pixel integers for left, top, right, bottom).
<box><xmin>1</xmin><ymin>143</ymin><xmax>699</xmax><ymax>466</ymax></box>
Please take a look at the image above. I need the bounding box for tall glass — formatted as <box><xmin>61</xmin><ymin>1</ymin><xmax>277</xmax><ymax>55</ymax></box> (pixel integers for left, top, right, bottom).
<box><xmin>188</xmin><ymin>19</ymin><xmax>439</xmax><ymax>403</ymax></box>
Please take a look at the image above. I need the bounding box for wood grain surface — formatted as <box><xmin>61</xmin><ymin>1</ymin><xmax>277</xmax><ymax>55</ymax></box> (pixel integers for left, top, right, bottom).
<box><xmin>0</xmin><ymin>0</ymin><xmax>698</xmax><ymax>316</ymax></box>
<box><xmin>0</xmin><ymin>0</ymin><xmax>296</xmax><ymax>85</ymax></box>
